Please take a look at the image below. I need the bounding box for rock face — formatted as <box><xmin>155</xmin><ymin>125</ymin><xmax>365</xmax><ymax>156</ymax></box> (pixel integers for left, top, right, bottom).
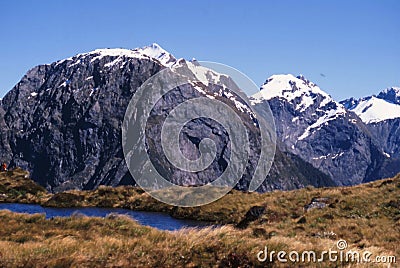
<box><xmin>0</xmin><ymin>44</ymin><xmax>333</xmax><ymax>192</ymax></box>
<box><xmin>341</xmin><ymin>87</ymin><xmax>400</xmax><ymax>160</ymax></box>
<box><xmin>377</xmin><ymin>87</ymin><xmax>400</xmax><ymax>105</ymax></box>
<box><xmin>251</xmin><ymin>74</ymin><xmax>400</xmax><ymax>186</ymax></box>
<box><xmin>367</xmin><ymin>119</ymin><xmax>400</xmax><ymax>159</ymax></box>
<box><xmin>339</xmin><ymin>87</ymin><xmax>400</xmax><ymax>181</ymax></box>
<box><xmin>0</xmin><ymin>103</ymin><xmax>12</xmax><ymax>163</ymax></box>
<box><xmin>258</xmin><ymin>146</ymin><xmax>335</xmax><ymax>191</ymax></box>
<box><xmin>0</xmin><ymin>48</ymin><xmax>164</xmax><ymax>191</ymax></box>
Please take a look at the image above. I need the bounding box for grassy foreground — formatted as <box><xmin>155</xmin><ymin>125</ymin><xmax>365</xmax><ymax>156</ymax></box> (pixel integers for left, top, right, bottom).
<box><xmin>0</xmin><ymin>168</ymin><xmax>399</xmax><ymax>267</ymax></box>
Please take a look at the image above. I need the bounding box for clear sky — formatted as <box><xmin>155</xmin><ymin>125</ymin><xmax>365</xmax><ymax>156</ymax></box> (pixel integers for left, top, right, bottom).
<box><xmin>0</xmin><ymin>0</ymin><xmax>399</xmax><ymax>100</ymax></box>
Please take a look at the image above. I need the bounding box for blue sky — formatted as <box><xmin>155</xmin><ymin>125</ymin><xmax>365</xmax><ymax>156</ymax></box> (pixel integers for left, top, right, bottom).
<box><xmin>0</xmin><ymin>0</ymin><xmax>399</xmax><ymax>100</ymax></box>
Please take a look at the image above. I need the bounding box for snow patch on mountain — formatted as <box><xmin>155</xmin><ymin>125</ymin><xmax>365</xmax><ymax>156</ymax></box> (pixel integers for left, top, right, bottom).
<box><xmin>181</xmin><ymin>62</ymin><xmax>256</xmax><ymax>120</ymax></box>
<box><xmin>52</xmin><ymin>44</ymin><xmax>255</xmax><ymax>119</ymax></box>
<box><xmin>341</xmin><ymin>86</ymin><xmax>400</xmax><ymax>123</ymax></box>
<box><xmin>253</xmin><ymin>74</ymin><xmax>325</xmax><ymax>102</ymax></box>
<box><xmin>184</xmin><ymin>61</ymin><xmax>225</xmax><ymax>86</ymax></box>
<box><xmin>56</xmin><ymin>43</ymin><xmax>177</xmax><ymax>67</ymax></box>
<box><xmin>312</xmin><ymin>152</ymin><xmax>344</xmax><ymax>160</ymax></box>
<box><xmin>343</xmin><ymin>96</ymin><xmax>400</xmax><ymax>123</ymax></box>
<box><xmin>298</xmin><ymin>108</ymin><xmax>346</xmax><ymax>140</ymax></box>
<box><xmin>252</xmin><ymin>74</ymin><xmax>348</xmax><ymax>140</ymax></box>
<box><xmin>137</xmin><ymin>43</ymin><xmax>176</xmax><ymax>66</ymax></box>
<box><xmin>252</xmin><ymin>74</ymin><xmax>344</xmax><ymax>112</ymax></box>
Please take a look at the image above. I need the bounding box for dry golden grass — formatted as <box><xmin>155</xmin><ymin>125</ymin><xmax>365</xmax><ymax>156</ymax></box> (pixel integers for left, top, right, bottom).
<box><xmin>0</xmin><ymin>211</ymin><xmax>276</xmax><ymax>267</ymax></box>
<box><xmin>0</xmin><ymin>169</ymin><xmax>399</xmax><ymax>267</ymax></box>
<box><xmin>0</xmin><ymin>168</ymin><xmax>49</xmax><ymax>204</ymax></box>
<box><xmin>0</xmin><ymin>209</ymin><xmax>396</xmax><ymax>267</ymax></box>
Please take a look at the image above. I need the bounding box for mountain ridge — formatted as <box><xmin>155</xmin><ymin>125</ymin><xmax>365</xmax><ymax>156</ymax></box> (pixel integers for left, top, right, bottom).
<box><xmin>340</xmin><ymin>88</ymin><xmax>400</xmax><ymax>160</ymax></box>
<box><xmin>0</xmin><ymin>44</ymin><xmax>335</xmax><ymax>192</ymax></box>
<box><xmin>251</xmin><ymin>73</ymin><xmax>400</xmax><ymax>186</ymax></box>
<box><xmin>0</xmin><ymin>45</ymin><xmax>399</xmax><ymax>191</ymax></box>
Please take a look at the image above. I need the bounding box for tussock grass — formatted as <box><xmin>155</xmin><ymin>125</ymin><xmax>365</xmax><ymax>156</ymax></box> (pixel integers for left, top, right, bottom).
<box><xmin>0</xmin><ymin>168</ymin><xmax>49</xmax><ymax>203</ymax></box>
<box><xmin>0</xmin><ymin>169</ymin><xmax>399</xmax><ymax>267</ymax></box>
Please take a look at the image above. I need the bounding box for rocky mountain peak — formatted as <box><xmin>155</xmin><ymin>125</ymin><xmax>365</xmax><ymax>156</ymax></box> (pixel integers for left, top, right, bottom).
<box><xmin>134</xmin><ymin>43</ymin><xmax>177</xmax><ymax>66</ymax></box>
<box><xmin>377</xmin><ymin>87</ymin><xmax>400</xmax><ymax>104</ymax></box>
<box><xmin>340</xmin><ymin>97</ymin><xmax>359</xmax><ymax>110</ymax></box>
<box><xmin>341</xmin><ymin>88</ymin><xmax>400</xmax><ymax>124</ymax></box>
<box><xmin>339</xmin><ymin>87</ymin><xmax>400</xmax><ymax>161</ymax></box>
<box><xmin>252</xmin><ymin>74</ymin><xmax>346</xmax><ymax>121</ymax></box>
<box><xmin>249</xmin><ymin>73</ymin><xmax>399</xmax><ymax>186</ymax></box>
<box><xmin>295</xmin><ymin>74</ymin><xmax>316</xmax><ymax>87</ymax></box>
<box><xmin>54</xmin><ymin>43</ymin><xmax>177</xmax><ymax>69</ymax></box>
<box><xmin>253</xmin><ymin>74</ymin><xmax>330</xmax><ymax>103</ymax></box>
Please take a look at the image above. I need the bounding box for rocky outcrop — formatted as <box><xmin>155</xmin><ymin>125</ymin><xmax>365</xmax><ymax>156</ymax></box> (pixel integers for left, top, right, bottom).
<box><xmin>236</xmin><ymin>205</ymin><xmax>266</xmax><ymax>228</ymax></box>
<box><xmin>0</xmin><ymin>104</ymin><xmax>12</xmax><ymax>163</ymax></box>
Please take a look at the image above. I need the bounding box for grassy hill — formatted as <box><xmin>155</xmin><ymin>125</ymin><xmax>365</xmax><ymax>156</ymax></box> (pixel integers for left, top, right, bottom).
<box><xmin>0</xmin><ymin>168</ymin><xmax>399</xmax><ymax>267</ymax></box>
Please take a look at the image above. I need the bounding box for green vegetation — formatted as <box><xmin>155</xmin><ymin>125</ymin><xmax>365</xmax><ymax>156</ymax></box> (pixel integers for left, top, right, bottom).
<box><xmin>0</xmin><ymin>168</ymin><xmax>399</xmax><ymax>267</ymax></box>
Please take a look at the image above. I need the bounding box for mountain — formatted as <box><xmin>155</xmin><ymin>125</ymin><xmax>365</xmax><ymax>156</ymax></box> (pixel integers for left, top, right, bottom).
<box><xmin>251</xmin><ymin>74</ymin><xmax>400</xmax><ymax>185</ymax></box>
<box><xmin>340</xmin><ymin>96</ymin><xmax>400</xmax><ymax>124</ymax></box>
<box><xmin>377</xmin><ymin>87</ymin><xmax>400</xmax><ymax>104</ymax></box>
<box><xmin>0</xmin><ymin>44</ymin><xmax>333</xmax><ymax>192</ymax></box>
<box><xmin>341</xmin><ymin>87</ymin><xmax>400</xmax><ymax>160</ymax></box>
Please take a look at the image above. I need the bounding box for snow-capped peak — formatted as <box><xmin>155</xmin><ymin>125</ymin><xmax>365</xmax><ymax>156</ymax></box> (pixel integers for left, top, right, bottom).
<box><xmin>56</xmin><ymin>43</ymin><xmax>177</xmax><ymax>67</ymax></box>
<box><xmin>379</xmin><ymin>86</ymin><xmax>400</xmax><ymax>95</ymax></box>
<box><xmin>253</xmin><ymin>74</ymin><xmax>328</xmax><ymax>100</ymax></box>
<box><xmin>376</xmin><ymin>86</ymin><xmax>400</xmax><ymax>105</ymax></box>
<box><xmin>341</xmin><ymin>94</ymin><xmax>400</xmax><ymax>124</ymax></box>
<box><xmin>135</xmin><ymin>43</ymin><xmax>176</xmax><ymax>66</ymax></box>
<box><xmin>251</xmin><ymin>74</ymin><xmax>348</xmax><ymax>141</ymax></box>
<box><xmin>251</xmin><ymin>74</ymin><xmax>340</xmax><ymax>112</ymax></box>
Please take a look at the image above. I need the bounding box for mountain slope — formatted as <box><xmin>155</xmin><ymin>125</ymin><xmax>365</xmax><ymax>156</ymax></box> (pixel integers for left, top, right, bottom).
<box><xmin>0</xmin><ymin>45</ymin><xmax>333</xmax><ymax>192</ymax></box>
<box><xmin>251</xmin><ymin>74</ymin><xmax>399</xmax><ymax>185</ymax></box>
<box><xmin>341</xmin><ymin>95</ymin><xmax>400</xmax><ymax>124</ymax></box>
<box><xmin>341</xmin><ymin>87</ymin><xmax>400</xmax><ymax>160</ymax></box>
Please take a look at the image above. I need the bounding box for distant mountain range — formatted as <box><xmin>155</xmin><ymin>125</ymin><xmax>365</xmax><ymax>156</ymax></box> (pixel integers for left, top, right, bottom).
<box><xmin>0</xmin><ymin>44</ymin><xmax>399</xmax><ymax>192</ymax></box>
<box><xmin>340</xmin><ymin>87</ymin><xmax>400</xmax><ymax>123</ymax></box>
<box><xmin>252</xmin><ymin>75</ymin><xmax>400</xmax><ymax>186</ymax></box>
